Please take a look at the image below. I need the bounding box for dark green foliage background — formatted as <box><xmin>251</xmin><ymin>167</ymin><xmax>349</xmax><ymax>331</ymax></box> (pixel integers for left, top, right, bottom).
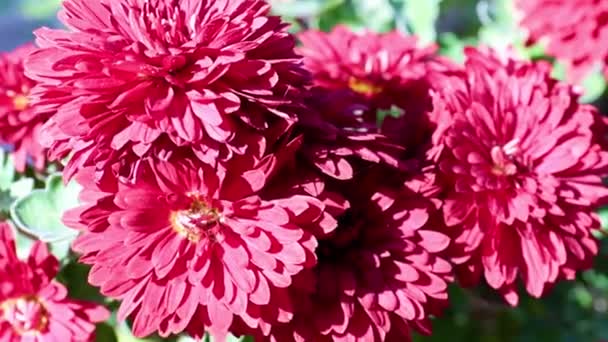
<box><xmin>3</xmin><ymin>0</ymin><xmax>608</xmax><ymax>341</ymax></box>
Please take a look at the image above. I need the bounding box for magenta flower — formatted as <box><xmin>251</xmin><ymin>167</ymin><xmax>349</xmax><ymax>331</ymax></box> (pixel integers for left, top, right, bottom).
<box><xmin>26</xmin><ymin>0</ymin><xmax>308</xmax><ymax>180</ymax></box>
<box><xmin>235</xmin><ymin>170</ymin><xmax>452</xmax><ymax>341</ymax></box>
<box><xmin>516</xmin><ymin>0</ymin><xmax>608</xmax><ymax>82</ymax></box>
<box><xmin>437</xmin><ymin>48</ymin><xmax>608</xmax><ymax>305</ymax></box>
<box><xmin>0</xmin><ymin>44</ymin><xmax>53</xmax><ymax>172</ymax></box>
<box><xmin>298</xmin><ymin>26</ymin><xmax>457</xmax><ymax>172</ymax></box>
<box><xmin>0</xmin><ymin>222</ymin><xmax>109</xmax><ymax>341</ymax></box>
<box><xmin>66</xmin><ymin>155</ymin><xmax>333</xmax><ymax>339</ymax></box>
<box><xmin>298</xmin><ymin>25</ymin><xmax>445</xmax><ymax>112</ymax></box>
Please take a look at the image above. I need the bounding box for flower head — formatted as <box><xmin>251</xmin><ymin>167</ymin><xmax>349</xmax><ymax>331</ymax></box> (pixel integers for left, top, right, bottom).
<box><xmin>516</xmin><ymin>0</ymin><xmax>608</xmax><ymax>82</ymax></box>
<box><xmin>236</xmin><ymin>169</ymin><xmax>452</xmax><ymax>341</ymax></box>
<box><xmin>298</xmin><ymin>25</ymin><xmax>444</xmax><ymax>112</ymax></box>
<box><xmin>0</xmin><ymin>44</ymin><xmax>53</xmax><ymax>172</ymax></box>
<box><xmin>27</xmin><ymin>0</ymin><xmax>308</xmax><ymax>180</ymax></box>
<box><xmin>66</xmin><ymin>155</ymin><xmax>333</xmax><ymax>339</ymax></box>
<box><xmin>437</xmin><ymin>48</ymin><xmax>608</xmax><ymax>305</ymax></box>
<box><xmin>0</xmin><ymin>222</ymin><xmax>109</xmax><ymax>341</ymax></box>
<box><xmin>298</xmin><ymin>26</ymin><xmax>457</xmax><ymax>174</ymax></box>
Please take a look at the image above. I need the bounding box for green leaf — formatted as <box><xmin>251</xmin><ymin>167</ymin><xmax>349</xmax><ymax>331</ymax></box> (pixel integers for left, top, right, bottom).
<box><xmin>11</xmin><ymin>173</ymin><xmax>80</xmax><ymax>249</ymax></box>
<box><xmin>317</xmin><ymin>3</ymin><xmax>360</xmax><ymax>31</ymax></box>
<box><xmin>0</xmin><ymin>151</ymin><xmax>34</xmax><ymax>216</ymax></box>
<box><xmin>229</xmin><ymin>335</ymin><xmax>254</xmax><ymax>342</ymax></box>
<box><xmin>552</xmin><ymin>60</ymin><xmax>607</xmax><ymax>104</ymax></box>
<box><xmin>351</xmin><ymin>0</ymin><xmax>395</xmax><ymax>32</ymax></box>
<box><xmin>115</xmin><ymin>321</ymin><xmax>163</xmax><ymax>342</ymax></box>
<box><xmin>571</xmin><ymin>285</ymin><xmax>593</xmax><ymax>309</ymax></box>
<box><xmin>49</xmin><ymin>238</ymin><xmax>73</xmax><ymax>261</ymax></box>
<box><xmin>402</xmin><ymin>0</ymin><xmax>442</xmax><ymax>43</ymax></box>
<box><xmin>269</xmin><ymin>0</ymin><xmax>344</xmax><ymax>19</ymax></box>
<box><xmin>477</xmin><ymin>0</ymin><xmax>525</xmax><ymax>54</ymax></box>
<box><xmin>60</xmin><ymin>262</ymin><xmax>105</xmax><ymax>302</ymax></box>
<box><xmin>438</xmin><ymin>33</ymin><xmax>476</xmax><ymax>63</ymax></box>
<box><xmin>95</xmin><ymin>323</ymin><xmax>119</xmax><ymax>342</ymax></box>
<box><xmin>551</xmin><ymin>62</ymin><xmax>567</xmax><ymax>81</ymax></box>
<box><xmin>598</xmin><ymin>206</ymin><xmax>608</xmax><ymax>230</ymax></box>
<box><xmin>11</xmin><ymin>224</ymin><xmax>35</xmax><ymax>260</ymax></box>
<box><xmin>10</xmin><ymin>178</ymin><xmax>34</xmax><ymax>199</ymax></box>
<box><xmin>580</xmin><ymin>71</ymin><xmax>607</xmax><ymax>103</ymax></box>
<box><xmin>0</xmin><ymin>180</ymin><xmax>34</xmax><ymax>216</ymax></box>
<box><xmin>377</xmin><ymin>106</ymin><xmax>404</xmax><ymax>126</ymax></box>
<box><xmin>0</xmin><ymin>150</ymin><xmax>15</xmax><ymax>191</ymax></box>
<box><xmin>583</xmin><ymin>270</ymin><xmax>608</xmax><ymax>290</ymax></box>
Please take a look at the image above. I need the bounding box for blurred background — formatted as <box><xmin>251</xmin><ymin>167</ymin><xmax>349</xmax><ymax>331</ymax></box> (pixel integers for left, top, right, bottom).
<box><xmin>2</xmin><ymin>0</ymin><xmax>608</xmax><ymax>341</ymax></box>
<box><xmin>0</xmin><ymin>0</ymin><xmax>61</xmax><ymax>50</ymax></box>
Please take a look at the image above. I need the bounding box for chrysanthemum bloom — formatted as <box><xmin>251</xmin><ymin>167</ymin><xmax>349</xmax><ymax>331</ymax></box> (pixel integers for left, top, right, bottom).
<box><xmin>0</xmin><ymin>222</ymin><xmax>109</xmax><ymax>341</ymax></box>
<box><xmin>234</xmin><ymin>170</ymin><xmax>452</xmax><ymax>341</ymax></box>
<box><xmin>437</xmin><ymin>48</ymin><xmax>608</xmax><ymax>305</ymax></box>
<box><xmin>26</xmin><ymin>0</ymin><xmax>308</xmax><ymax>181</ymax></box>
<box><xmin>516</xmin><ymin>0</ymin><xmax>608</xmax><ymax>82</ymax></box>
<box><xmin>66</xmin><ymin>154</ymin><xmax>334</xmax><ymax>339</ymax></box>
<box><xmin>298</xmin><ymin>26</ymin><xmax>457</xmax><ymax>172</ymax></box>
<box><xmin>298</xmin><ymin>25</ymin><xmax>446</xmax><ymax>115</ymax></box>
<box><xmin>0</xmin><ymin>44</ymin><xmax>53</xmax><ymax>172</ymax></box>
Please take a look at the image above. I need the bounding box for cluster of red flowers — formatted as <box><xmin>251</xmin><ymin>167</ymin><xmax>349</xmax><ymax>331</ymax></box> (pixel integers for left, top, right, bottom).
<box><xmin>0</xmin><ymin>0</ymin><xmax>605</xmax><ymax>341</ymax></box>
<box><xmin>0</xmin><ymin>223</ymin><xmax>108</xmax><ymax>341</ymax></box>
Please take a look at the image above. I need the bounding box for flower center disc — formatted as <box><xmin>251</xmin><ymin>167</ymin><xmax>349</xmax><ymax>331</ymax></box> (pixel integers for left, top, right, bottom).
<box><xmin>490</xmin><ymin>145</ymin><xmax>518</xmax><ymax>176</ymax></box>
<box><xmin>348</xmin><ymin>77</ymin><xmax>383</xmax><ymax>96</ymax></box>
<box><xmin>11</xmin><ymin>94</ymin><xmax>29</xmax><ymax>111</ymax></box>
<box><xmin>171</xmin><ymin>199</ymin><xmax>222</xmax><ymax>243</ymax></box>
<box><xmin>1</xmin><ymin>295</ymin><xmax>49</xmax><ymax>335</ymax></box>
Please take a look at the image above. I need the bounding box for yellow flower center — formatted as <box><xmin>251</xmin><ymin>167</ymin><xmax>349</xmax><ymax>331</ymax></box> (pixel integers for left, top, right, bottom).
<box><xmin>12</xmin><ymin>94</ymin><xmax>29</xmax><ymax>111</ymax></box>
<box><xmin>348</xmin><ymin>77</ymin><xmax>383</xmax><ymax>96</ymax></box>
<box><xmin>170</xmin><ymin>197</ymin><xmax>222</xmax><ymax>243</ymax></box>
<box><xmin>490</xmin><ymin>141</ymin><xmax>519</xmax><ymax>176</ymax></box>
<box><xmin>1</xmin><ymin>295</ymin><xmax>49</xmax><ymax>336</ymax></box>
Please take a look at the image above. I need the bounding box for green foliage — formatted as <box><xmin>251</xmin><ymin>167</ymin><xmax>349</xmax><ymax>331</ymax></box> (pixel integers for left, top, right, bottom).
<box><xmin>269</xmin><ymin>0</ymin><xmax>344</xmax><ymax>19</ymax></box>
<box><xmin>11</xmin><ymin>173</ymin><xmax>80</xmax><ymax>259</ymax></box>
<box><xmin>438</xmin><ymin>32</ymin><xmax>476</xmax><ymax>63</ymax></box>
<box><xmin>477</xmin><ymin>0</ymin><xmax>520</xmax><ymax>50</ymax></box>
<box><xmin>96</xmin><ymin>323</ymin><xmax>119</xmax><ymax>342</ymax></box>
<box><xmin>349</xmin><ymin>0</ymin><xmax>395</xmax><ymax>32</ymax></box>
<box><xmin>0</xmin><ymin>151</ymin><xmax>33</xmax><ymax>212</ymax></box>
<box><xmin>0</xmin><ymin>150</ymin><xmax>15</xmax><ymax>191</ymax></box>
<box><xmin>401</xmin><ymin>0</ymin><xmax>442</xmax><ymax>43</ymax></box>
<box><xmin>580</xmin><ymin>71</ymin><xmax>608</xmax><ymax>104</ymax></box>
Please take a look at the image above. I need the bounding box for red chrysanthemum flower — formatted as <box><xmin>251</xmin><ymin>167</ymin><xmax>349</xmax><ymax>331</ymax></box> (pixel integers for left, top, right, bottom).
<box><xmin>298</xmin><ymin>25</ymin><xmax>446</xmax><ymax>113</ymax></box>
<box><xmin>516</xmin><ymin>0</ymin><xmax>608</xmax><ymax>82</ymax></box>
<box><xmin>235</xmin><ymin>170</ymin><xmax>452</xmax><ymax>341</ymax></box>
<box><xmin>26</xmin><ymin>0</ymin><xmax>307</xmax><ymax>180</ymax></box>
<box><xmin>0</xmin><ymin>44</ymin><xmax>53</xmax><ymax>172</ymax></box>
<box><xmin>298</xmin><ymin>26</ymin><xmax>457</xmax><ymax>173</ymax></box>
<box><xmin>66</xmin><ymin>155</ymin><xmax>334</xmax><ymax>339</ymax></box>
<box><xmin>436</xmin><ymin>48</ymin><xmax>608</xmax><ymax>305</ymax></box>
<box><xmin>0</xmin><ymin>222</ymin><xmax>109</xmax><ymax>341</ymax></box>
